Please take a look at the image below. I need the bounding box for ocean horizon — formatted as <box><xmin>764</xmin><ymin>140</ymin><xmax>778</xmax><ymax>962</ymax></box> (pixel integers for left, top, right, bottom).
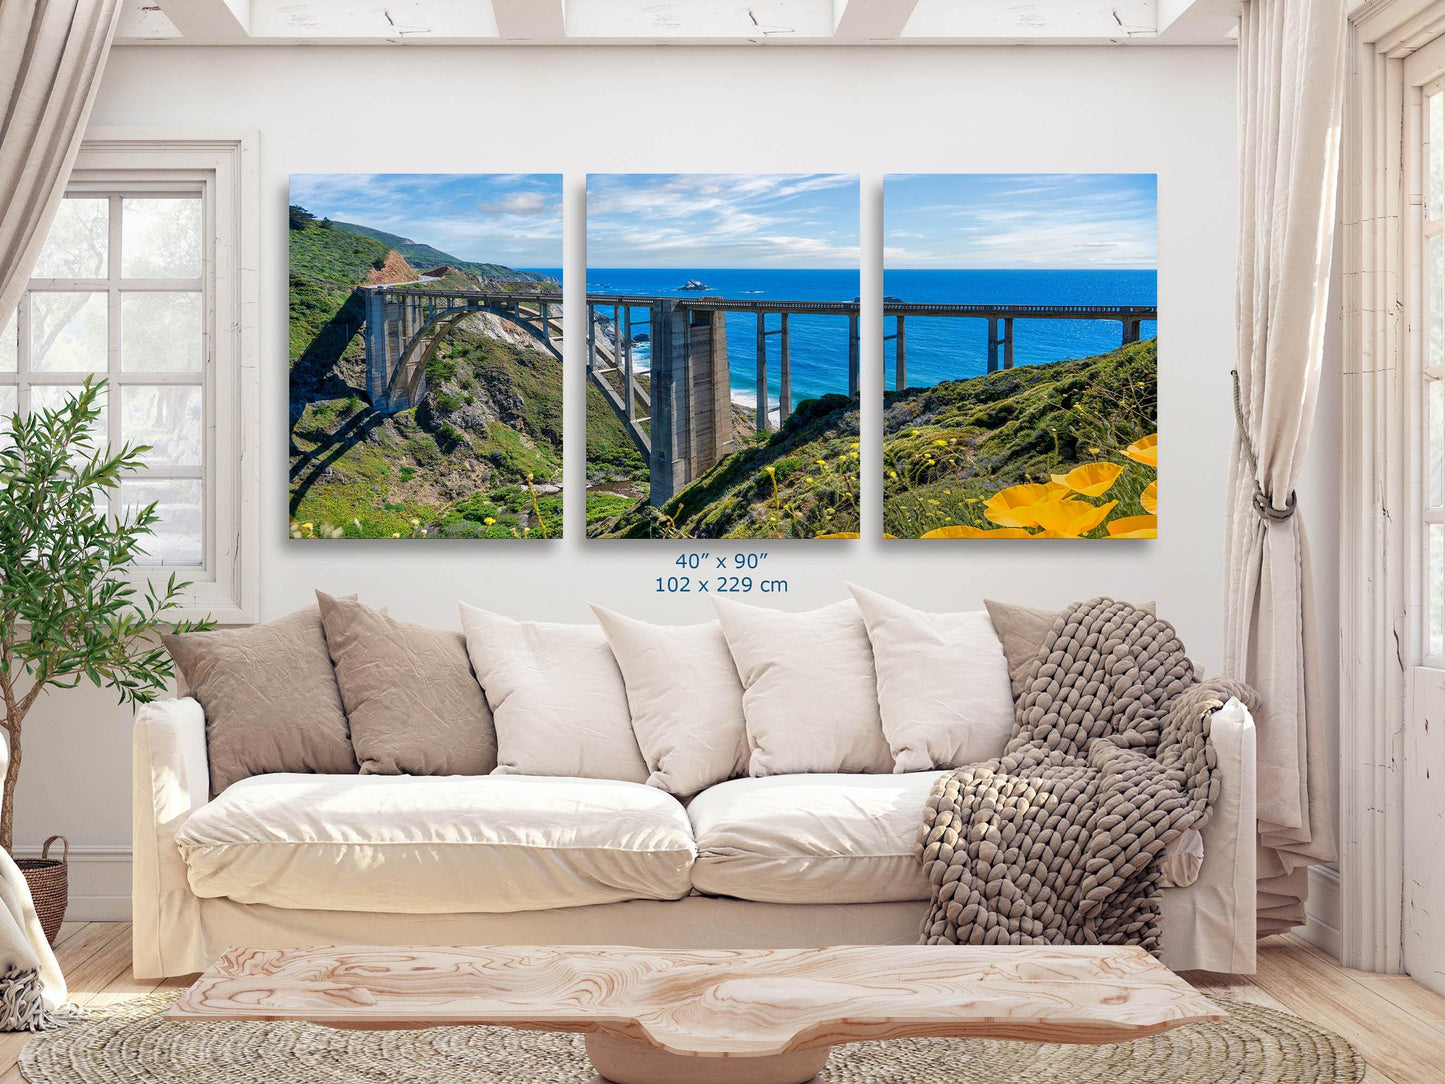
<box><xmin>530</xmin><ymin>267</ymin><xmax>1157</xmax><ymax>415</ymax></box>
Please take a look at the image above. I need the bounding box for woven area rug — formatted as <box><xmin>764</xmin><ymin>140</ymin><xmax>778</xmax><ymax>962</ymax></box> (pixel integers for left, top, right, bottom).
<box><xmin>19</xmin><ymin>992</ymin><xmax>1364</xmax><ymax>1084</ymax></box>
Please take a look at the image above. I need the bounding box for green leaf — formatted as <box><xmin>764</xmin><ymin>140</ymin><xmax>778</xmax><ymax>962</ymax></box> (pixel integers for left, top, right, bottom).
<box><xmin>0</xmin><ymin>378</ymin><xmax>216</xmax><ymax>733</ymax></box>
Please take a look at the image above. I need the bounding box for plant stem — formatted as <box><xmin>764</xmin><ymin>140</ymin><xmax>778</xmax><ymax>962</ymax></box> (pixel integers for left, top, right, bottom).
<box><xmin>0</xmin><ymin>714</ymin><xmax>19</xmax><ymax>855</ymax></box>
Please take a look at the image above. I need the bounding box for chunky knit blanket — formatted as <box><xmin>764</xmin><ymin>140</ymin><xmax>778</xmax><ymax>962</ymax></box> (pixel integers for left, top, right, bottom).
<box><xmin>916</xmin><ymin>597</ymin><xmax>1256</xmax><ymax>955</ymax></box>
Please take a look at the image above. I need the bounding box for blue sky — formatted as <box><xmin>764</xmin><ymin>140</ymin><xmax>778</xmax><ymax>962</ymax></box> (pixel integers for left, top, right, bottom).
<box><xmin>588</xmin><ymin>174</ymin><xmax>859</xmax><ymax>268</ymax></box>
<box><xmin>885</xmin><ymin>174</ymin><xmax>1157</xmax><ymax>270</ymax></box>
<box><xmin>289</xmin><ymin>174</ymin><xmax>562</xmax><ymax>268</ymax></box>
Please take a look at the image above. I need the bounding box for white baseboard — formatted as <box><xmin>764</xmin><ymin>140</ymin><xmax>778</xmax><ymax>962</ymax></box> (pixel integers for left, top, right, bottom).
<box><xmin>13</xmin><ymin>843</ymin><xmax>132</xmax><ymax>923</ymax></box>
<box><xmin>1301</xmin><ymin>864</ymin><xmax>1342</xmax><ymax>960</ymax></box>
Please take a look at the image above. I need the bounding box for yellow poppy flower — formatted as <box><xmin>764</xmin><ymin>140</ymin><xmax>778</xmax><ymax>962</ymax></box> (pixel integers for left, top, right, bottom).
<box><xmin>1140</xmin><ymin>481</ymin><xmax>1158</xmax><ymax>515</ymax></box>
<box><xmin>815</xmin><ymin>532</ymin><xmax>860</xmax><ymax>539</ymax></box>
<box><xmin>1107</xmin><ymin>514</ymin><xmax>1158</xmax><ymax>538</ymax></box>
<box><xmin>982</xmin><ymin>482</ymin><xmax>1069</xmax><ymax>527</ymax></box>
<box><xmin>922</xmin><ymin>525</ymin><xmax>1034</xmax><ymax>539</ymax></box>
<box><xmin>1050</xmin><ymin>461</ymin><xmax>1124</xmax><ymax>498</ymax></box>
<box><xmin>1124</xmin><ymin>433</ymin><xmax>1158</xmax><ymax>468</ymax></box>
<box><xmin>1029</xmin><ymin>499</ymin><xmax>1118</xmax><ymax>537</ymax></box>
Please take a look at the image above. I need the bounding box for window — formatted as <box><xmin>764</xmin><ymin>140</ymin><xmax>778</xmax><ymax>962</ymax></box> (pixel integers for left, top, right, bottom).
<box><xmin>1</xmin><ymin>135</ymin><xmax>258</xmax><ymax>622</ymax></box>
<box><xmin>1422</xmin><ymin>82</ymin><xmax>1445</xmax><ymax>663</ymax></box>
<box><xmin>1422</xmin><ymin>80</ymin><xmax>1445</xmax><ymax>665</ymax></box>
<box><xmin>3</xmin><ymin>190</ymin><xmax>206</xmax><ymax>565</ymax></box>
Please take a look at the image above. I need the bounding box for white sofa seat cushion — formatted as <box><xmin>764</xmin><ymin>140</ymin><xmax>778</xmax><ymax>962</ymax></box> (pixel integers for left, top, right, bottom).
<box><xmin>687</xmin><ymin>772</ymin><xmax>947</xmax><ymax>905</ymax></box>
<box><xmin>176</xmin><ymin>774</ymin><xmax>696</xmax><ymax>914</ymax></box>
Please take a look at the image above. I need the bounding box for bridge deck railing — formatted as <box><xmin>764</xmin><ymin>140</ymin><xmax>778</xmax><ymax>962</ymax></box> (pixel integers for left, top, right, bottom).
<box><xmin>373</xmin><ymin>283</ymin><xmax>1156</xmax><ymax>422</ymax></box>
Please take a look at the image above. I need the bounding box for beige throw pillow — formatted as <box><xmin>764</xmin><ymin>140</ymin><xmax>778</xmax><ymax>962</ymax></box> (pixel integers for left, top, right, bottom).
<box><xmin>459</xmin><ymin>603</ymin><xmax>648</xmax><ymax>783</ymax></box>
<box><xmin>317</xmin><ymin>592</ymin><xmax>496</xmax><ymax>777</ymax></box>
<box><xmin>713</xmin><ymin>597</ymin><xmax>894</xmax><ymax>777</ymax></box>
<box><xmin>163</xmin><ymin>605</ymin><xmax>359</xmax><ymax>797</ymax></box>
<box><xmin>592</xmin><ymin>606</ymin><xmax>748</xmax><ymax>797</ymax></box>
<box><xmin>985</xmin><ymin>598</ymin><xmax>1156</xmax><ymax>698</ymax></box>
<box><xmin>849</xmin><ymin>584</ymin><xmax>1015</xmax><ymax>773</ymax></box>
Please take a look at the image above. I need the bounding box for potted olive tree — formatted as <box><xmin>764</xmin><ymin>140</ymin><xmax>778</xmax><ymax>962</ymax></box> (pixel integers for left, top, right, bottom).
<box><xmin>0</xmin><ymin>378</ymin><xmax>212</xmax><ymax>941</ymax></box>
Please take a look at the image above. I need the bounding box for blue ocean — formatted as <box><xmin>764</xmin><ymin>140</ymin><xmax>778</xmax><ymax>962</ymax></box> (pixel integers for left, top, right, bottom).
<box><xmin>566</xmin><ymin>268</ymin><xmax>1157</xmax><ymax>415</ymax></box>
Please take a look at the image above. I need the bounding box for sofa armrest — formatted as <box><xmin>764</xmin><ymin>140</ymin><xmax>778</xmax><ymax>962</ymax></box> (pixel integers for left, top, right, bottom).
<box><xmin>1160</xmin><ymin>696</ymin><xmax>1258</xmax><ymax>973</ymax></box>
<box><xmin>132</xmin><ymin>698</ymin><xmax>210</xmax><ymax>978</ymax></box>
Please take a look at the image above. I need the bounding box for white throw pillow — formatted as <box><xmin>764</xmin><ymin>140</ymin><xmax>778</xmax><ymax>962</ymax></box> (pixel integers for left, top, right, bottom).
<box><xmin>849</xmin><ymin>584</ymin><xmax>1016</xmax><ymax>773</ymax></box>
<box><xmin>459</xmin><ymin>603</ymin><xmax>648</xmax><ymax>783</ymax></box>
<box><xmin>592</xmin><ymin>606</ymin><xmax>749</xmax><ymax>797</ymax></box>
<box><xmin>713</xmin><ymin>596</ymin><xmax>893</xmax><ymax>776</ymax></box>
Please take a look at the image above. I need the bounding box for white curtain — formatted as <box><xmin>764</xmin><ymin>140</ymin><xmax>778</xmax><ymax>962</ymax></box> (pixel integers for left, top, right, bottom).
<box><xmin>1225</xmin><ymin>0</ymin><xmax>1348</xmax><ymax>934</ymax></box>
<box><xmin>0</xmin><ymin>0</ymin><xmax>124</xmax><ymax>325</ymax></box>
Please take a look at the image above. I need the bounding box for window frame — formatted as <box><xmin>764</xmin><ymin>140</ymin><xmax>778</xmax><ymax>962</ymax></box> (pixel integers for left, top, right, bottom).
<box><xmin>1406</xmin><ymin>42</ymin><xmax>1445</xmax><ymax>669</ymax></box>
<box><xmin>60</xmin><ymin>131</ymin><xmax>259</xmax><ymax>624</ymax></box>
<box><xmin>13</xmin><ymin>183</ymin><xmax>209</xmax><ymax>563</ymax></box>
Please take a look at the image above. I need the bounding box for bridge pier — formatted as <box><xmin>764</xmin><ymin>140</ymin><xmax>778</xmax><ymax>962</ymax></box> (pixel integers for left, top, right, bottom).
<box><xmin>847</xmin><ymin>315</ymin><xmax>860</xmax><ymax>399</ymax></box>
<box><xmin>1123</xmin><ymin>317</ymin><xmax>1143</xmax><ymax>345</ymax></box>
<box><xmin>648</xmin><ymin>300</ymin><xmax>735</xmax><ymax>507</ymax></box>
<box><xmin>754</xmin><ymin>312</ymin><xmax>796</xmax><ymax>432</ymax></box>
<box><xmin>756</xmin><ymin>313</ymin><xmax>768</xmax><ymax>433</ymax></box>
<box><xmin>985</xmin><ymin>317</ymin><xmax>1018</xmax><ymax>373</ymax></box>
<box><xmin>779</xmin><ymin>313</ymin><xmax>791</xmax><ymax>425</ymax></box>
<box><xmin>887</xmin><ymin>315</ymin><xmax>907</xmax><ymax>391</ymax></box>
<box><xmin>621</xmin><ymin>304</ymin><xmax>636</xmax><ymax>422</ymax></box>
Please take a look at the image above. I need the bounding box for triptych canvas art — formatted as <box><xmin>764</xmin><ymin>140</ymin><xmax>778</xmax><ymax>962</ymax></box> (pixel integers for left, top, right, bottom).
<box><xmin>288</xmin><ymin>173</ymin><xmax>1156</xmax><ymax>541</ymax></box>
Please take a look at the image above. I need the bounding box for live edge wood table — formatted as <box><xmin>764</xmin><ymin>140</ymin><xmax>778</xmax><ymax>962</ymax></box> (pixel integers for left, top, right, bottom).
<box><xmin>167</xmin><ymin>944</ymin><xmax>1223</xmax><ymax>1084</ymax></box>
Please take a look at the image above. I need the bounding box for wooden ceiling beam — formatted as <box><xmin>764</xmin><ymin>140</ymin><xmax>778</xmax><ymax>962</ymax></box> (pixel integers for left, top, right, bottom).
<box><xmin>832</xmin><ymin>0</ymin><xmax>919</xmax><ymax>40</ymax></box>
<box><xmin>157</xmin><ymin>0</ymin><xmax>250</xmax><ymax>39</ymax></box>
<box><xmin>492</xmin><ymin>0</ymin><xmax>565</xmax><ymax>40</ymax></box>
<box><xmin>902</xmin><ymin>0</ymin><xmax>1158</xmax><ymax>42</ymax></box>
<box><xmin>117</xmin><ymin>0</ymin><xmax>1239</xmax><ymax>45</ymax></box>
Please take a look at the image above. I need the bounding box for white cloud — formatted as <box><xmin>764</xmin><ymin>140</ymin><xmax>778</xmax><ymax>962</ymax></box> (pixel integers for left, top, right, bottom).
<box><xmin>588</xmin><ymin>173</ymin><xmax>858</xmax><ymax>268</ymax></box>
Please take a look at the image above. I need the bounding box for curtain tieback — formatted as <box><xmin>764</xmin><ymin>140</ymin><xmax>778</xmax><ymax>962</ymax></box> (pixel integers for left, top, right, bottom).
<box><xmin>1231</xmin><ymin>369</ymin><xmax>1297</xmax><ymax>521</ymax></box>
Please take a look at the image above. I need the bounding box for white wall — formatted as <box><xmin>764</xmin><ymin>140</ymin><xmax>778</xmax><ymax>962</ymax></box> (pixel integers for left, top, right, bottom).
<box><xmin>15</xmin><ymin>42</ymin><xmax>1308</xmax><ymax>919</ymax></box>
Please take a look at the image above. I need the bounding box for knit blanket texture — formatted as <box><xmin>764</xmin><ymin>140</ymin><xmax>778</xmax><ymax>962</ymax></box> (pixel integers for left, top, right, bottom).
<box><xmin>916</xmin><ymin>597</ymin><xmax>1255</xmax><ymax>954</ymax></box>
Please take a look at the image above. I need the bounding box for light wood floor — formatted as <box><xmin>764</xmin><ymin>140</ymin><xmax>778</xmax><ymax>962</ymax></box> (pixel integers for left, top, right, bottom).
<box><xmin>2</xmin><ymin>925</ymin><xmax>1441</xmax><ymax>1083</ymax></box>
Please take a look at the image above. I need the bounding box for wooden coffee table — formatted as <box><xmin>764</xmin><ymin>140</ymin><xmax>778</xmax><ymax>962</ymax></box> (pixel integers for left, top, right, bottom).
<box><xmin>168</xmin><ymin>944</ymin><xmax>1222</xmax><ymax>1084</ymax></box>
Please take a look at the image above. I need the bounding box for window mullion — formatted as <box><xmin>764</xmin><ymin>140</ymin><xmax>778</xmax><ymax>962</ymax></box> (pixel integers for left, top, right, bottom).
<box><xmin>15</xmin><ymin>293</ymin><xmax>29</xmax><ymax>413</ymax></box>
<box><xmin>108</xmin><ymin>194</ymin><xmax>122</xmax><ymax>454</ymax></box>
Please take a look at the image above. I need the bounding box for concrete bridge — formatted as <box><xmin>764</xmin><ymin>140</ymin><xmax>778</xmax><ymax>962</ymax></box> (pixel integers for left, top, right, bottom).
<box><xmin>361</xmin><ymin>285</ymin><xmax>563</xmax><ymax>412</ymax></box>
<box><xmin>358</xmin><ymin>285</ymin><xmax>1155</xmax><ymax>507</ymax></box>
<box><xmin>882</xmin><ymin>301</ymin><xmax>1157</xmax><ymax>390</ymax></box>
<box><xmin>583</xmin><ymin>295</ymin><xmax>868</xmax><ymax>507</ymax></box>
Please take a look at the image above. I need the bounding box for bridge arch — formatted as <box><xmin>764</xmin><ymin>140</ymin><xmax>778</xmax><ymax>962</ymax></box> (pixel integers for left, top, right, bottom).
<box><xmin>362</xmin><ymin>286</ymin><xmax>561</xmax><ymax>413</ymax></box>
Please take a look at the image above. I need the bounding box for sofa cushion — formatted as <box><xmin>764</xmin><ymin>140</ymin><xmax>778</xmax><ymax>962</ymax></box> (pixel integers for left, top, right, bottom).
<box><xmin>849</xmin><ymin>584</ymin><xmax>1015</xmax><ymax>773</ymax></box>
<box><xmin>687</xmin><ymin>772</ymin><xmax>946</xmax><ymax>904</ymax></box>
<box><xmin>460</xmin><ymin>603</ymin><xmax>649</xmax><ymax>783</ymax></box>
<box><xmin>592</xmin><ymin>606</ymin><xmax>748</xmax><ymax>798</ymax></box>
<box><xmin>163</xmin><ymin>604</ymin><xmax>359</xmax><ymax>797</ymax></box>
<box><xmin>713</xmin><ymin>597</ymin><xmax>893</xmax><ymax>776</ymax></box>
<box><xmin>318</xmin><ymin>591</ymin><xmax>496</xmax><ymax>777</ymax></box>
<box><xmin>176</xmin><ymin>773</ymin><xmax>696</xmax><ymax>914</ymax></box>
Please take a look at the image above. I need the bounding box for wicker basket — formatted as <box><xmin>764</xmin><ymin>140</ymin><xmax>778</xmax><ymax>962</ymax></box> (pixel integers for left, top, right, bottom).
<box><xmin>18</xmin><ymin>835</ymin><xmax>67</xmax><ymax>947</ymax></box>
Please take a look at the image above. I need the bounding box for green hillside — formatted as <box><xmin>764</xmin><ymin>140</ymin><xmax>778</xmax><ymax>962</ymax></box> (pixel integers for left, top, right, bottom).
<box><xmin>589</xmin><ymin>395</ymin><xmax>860</xmax><ymax>540</ymax></box>
<box><xmin>289</xmin><ymin>213</ymin><xmax>563</xmax><ymax>540</ymax></box>
<box><xmin>330</xmin><ymin>220</ymin><xmax>555</xmax><ymax>284</ymax></box>
<box><xmin>883</xmin><ymin>338</ymin><xmax>1157</xmax><ymax>538</ymax></box>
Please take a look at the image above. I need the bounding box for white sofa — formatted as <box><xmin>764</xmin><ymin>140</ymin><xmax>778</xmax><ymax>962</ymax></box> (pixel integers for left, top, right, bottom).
<box><xmin>133</xmin><ymin>695</ymin><xmax>1258</xmax><ymax>979</ymax></box>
